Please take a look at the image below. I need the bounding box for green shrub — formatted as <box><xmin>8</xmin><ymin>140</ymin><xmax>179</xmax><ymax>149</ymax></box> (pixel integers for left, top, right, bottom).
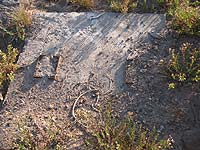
<box><xmin>14</xmin><ymin>116</ymin><xmax>72</xmax><ymax>150</ymax></box>
<box><xmin>85</xmin><ymin>106</ymin><xmax>173</xmax><ymax>150</ymax></box>
<box><xmin>70</xmin><ymin>0</ymin><xmax>94</xmax><ymax>8</ymax></box>
<box><xmin>160</xmin><ymin>43</ymin><xmax>200</xmax><ymax>89</ymax></box>
<box><xmin>157</xmin><ymin>0</ymin><xmax>165</xmax><ymax>6</ymax></box>
<box><xmin>110</xmin><ymin>0</ymin><xmax>137</xmax><ymax>13</ymax></box>
<box><xmin>13</xmin><ymin>105</ymin><xmax>173</xmax><ymax>150</ymax></box>
<box><xmin>0</xmin><ymin>6</ymin><xmax>31</xmax><ymax>41</ymax></box>
<box><xmin>170</xmin><ymin>0</ymin><xmax>200</xmax><ymax>35</ymax></box>
<box><xmin>0</xmin><ymin>45</ymin><xmax>18</xmax><ymax>87</ymax></box>
<box><xmin>10</xmin><ymin>6</ymin><xmax>32</xmax><ymax>40</ymax></box>
<box><xmin>167</xmin><ymin>0</ymin><xmax>180</xmax><ymax>14</ymax></box>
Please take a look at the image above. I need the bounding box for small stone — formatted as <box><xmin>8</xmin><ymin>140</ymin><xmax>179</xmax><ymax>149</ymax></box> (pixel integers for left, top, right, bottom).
<box><xmin>52</xmin><ymin>116</ymin><xmax>57</xmax><ymax>121</ymax></box>
<box><xmin>44</xmin><ymin>115</ymin><xmax>48</xmax><ymax>119</ymax></box>
<box><xmin>5</xmin><ymin>123</ymin><xmax>10</xmax><ymax>128</ymax></box>
<box><xmin>47</xmin><ymin>104</ymin><xmax>54</xmax><ymax>110</ymax></box>
<box><xmin>7</xmin><ymin>117</ymin><xmax>12</xmax><ymax>120</ymax></box>
<box><xmin>127</xmin><ymin>111</ymin><xmax>134</xmax><ymax>117</ymax></box>
<box><xmin>159</xmin><ymin>125</ymin><xmax>164</xmax><ymax>132</ymax></box>
<box><xmin>54</xmin><ymin>107</ymin><xmax>58</xmax><ymax>111</ymax></box>
<box><xmin>139</xmin><ymin>69</ymin><xmax>147</xmax><ymax>73</ymax></box>
<box><xmin>64</xmin><ymin>104</ymin><xmax>69</xmax><ymax>110</ymax></box>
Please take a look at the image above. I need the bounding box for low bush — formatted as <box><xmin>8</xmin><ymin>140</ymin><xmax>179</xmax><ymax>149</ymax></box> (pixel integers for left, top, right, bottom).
<box><xmin>13</xmin><ymin>105</ymin><xmax>173</xmax><ymax>150</ymax></box>
<box><xmin>10</xmin><ymin>6</ymin><xmax>32</xmax><ymax>40</ymax></box>
<box><xmin>0</xmin><ymin>45</ymin><xmax>18</xmax><ymax>87</ymax></box>
<box><xmin>0</xmin><ymin>6</ymin><xmax>32</xmax><ymax>41</ymax></box>
<box><xmin>160</xmin><ymin>43</ymin><xmax>200</xmax><ymax>89</ymax></box>
<box><xmin>85</xmin><ymin>106</ymin><xmax>173</xmax><ymax>150</ymax></box>
<box><xmin>109</xmin><ymin>0</ymin><xmax>137</xmax><ymax>13</ymax></box>
<box><xmin>14</xmin><ymin>116</ymin><xmax>72</xmax><ymax>150</ymax></box>
<box><xmin>70</xmin><ymin>0</ymin><xmax>94</xmax><ymax>9</ymax></box>
<box><xmin>169</xmin><ymin>0</ymin><xmax>200</xmax><ymax>35</ymax></box>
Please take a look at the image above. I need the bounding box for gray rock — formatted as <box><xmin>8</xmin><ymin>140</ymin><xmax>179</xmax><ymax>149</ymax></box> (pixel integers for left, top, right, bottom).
<box><xmin>0</xmin><ymin>0</ymin><xmax>19</xmax><ymax>24</ymax></box>
<box><xmin>182</xmin><ymin>129</ymin><xmax>200</xmax><ymax>150</ymax></box>
<box><xmin>0</xmin><ymin>0</ymin><xmax>19</xmax><ymax>6</ymax></box>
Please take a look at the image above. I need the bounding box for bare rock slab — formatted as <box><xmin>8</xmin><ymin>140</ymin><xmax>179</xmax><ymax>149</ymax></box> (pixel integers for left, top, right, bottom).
<box><xmin>18</xmin><ymin>12</ymin><xmax>165</xmax><ymax>90</ymax></box>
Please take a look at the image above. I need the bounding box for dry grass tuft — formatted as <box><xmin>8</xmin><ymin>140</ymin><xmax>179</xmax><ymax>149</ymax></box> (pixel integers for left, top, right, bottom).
<box><xmin>70</xmin><ymin>0</ymin><xmax>94</xmax><ymax>9</ymax></box>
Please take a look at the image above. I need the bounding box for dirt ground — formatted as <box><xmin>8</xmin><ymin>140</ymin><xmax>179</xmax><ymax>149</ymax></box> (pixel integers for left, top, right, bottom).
<box><xmin>0</xmin><ymin>1</ymin><xmax>200</xmax><ymax>150</ymax></box>
<box><xmin>126</xmin><ymin>34</ymin><xmax>200</xmax><ymax>150</ymax></box>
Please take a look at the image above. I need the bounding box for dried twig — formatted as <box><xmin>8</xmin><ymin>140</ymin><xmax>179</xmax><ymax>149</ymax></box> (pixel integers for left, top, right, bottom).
<box><xmin>89</xmin><ymin>12</ymin><xmax>105</xmax><ymax>20</ymax></box>
<box><xmin>72</xmin><ymin>89</ymin><xmax>98</xmax><ymax>121</ymax></box>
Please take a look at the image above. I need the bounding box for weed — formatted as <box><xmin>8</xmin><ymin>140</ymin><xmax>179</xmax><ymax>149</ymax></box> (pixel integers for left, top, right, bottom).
<box><xmin>157</xmin><ymin>0</ymin><xmax>165</xmax><ymax>6</ymax></box>
<box><xmin>170</xmin><ymin>0</ymin><xmax>200</xmax><ymax>35</ymax></box>
<box><xmin>0</xmin><ymin>25</ymin><xmax>15</xmax><ymax>37</ymax></box>
<box><xmin>19</xmin><ymin>0</ymin><xmax>31</xmax><ymax>9</ymax></box>
<box><xmin>161</xmin><ymin>43</ymin><xmax>200</xmax><ymax>88</ymax></box>
<box><xmin>110</xmin><ymin>0</ymin><xmax>137</xmax><ymax>13</ymax></box>
<box><xmin>120</xmin><ymin>0</ymin><xmax>130</xmax><ymax>13</ymax></box>
<box><xmin>168</xmin><ymin>83</ymin><xmax>175</xmax><ymax>89</ymax></box>
<box><xmin>85</xmin><ymin>105</ymin><xmax>173</xmax><ymax>150</ymax></box>
<box><xmin>139</xmin><ymin>0</ymin><xmax>165</xmax><ymax>12</ymax></box>
<box><xmin>75</xmin><ymin>108</ymin><xmax>98</xmax><ymax>128</ymax></box>
<box><xmin>167</xmin><ymin>0</ymin><xmax>180</xmax><ymax>15</ymax></box>
<box><xmin>110</xmin><ymin>0</ymin><xmax>123</xmax><ymax>12</ymax></box>
<box><xmin>129</xmin><ymin>1</ymin><xmax>137</xmax><ymax>10</ymax></box>
<box><xmin>141</xmin><ymin>0</ymin><xmax>148</xmax><ymax>12</ymax></box>
<box><xmin>70</xmin><ymin>0</ymin><xmax>94</xmax><ymax>9</ymax></box>
<box><xmin>110</xmin><ymin>0</ymin><xmax>122</xmax><ymax>12</ymax></box>
<box><xmin>0</xmin><ymin>6</ymin><xmax>32</xmax><ymax>41</ymax></box>
<box><xmin>13</xmin><ymin>104</ymin><xmax>173</xmax><ymax>149</ymax></box>
<box><xmin>14</xmin><ymin>116</ymin><xmax>72</xmax><ymax>150</ymax></box>
<box><xmin>190</xmin><ymin>1</ymin><xmax>200</xmax><ymax>7</ymax></box>
<box><xmin>0</xmin><ymin>45</ymin><xmax>18</xmax><ymax>87</ymax></box>
<box><xmin>9</xmin><ymin>6</ymin><xmax>32</xmax><ymax>40</ymax></box>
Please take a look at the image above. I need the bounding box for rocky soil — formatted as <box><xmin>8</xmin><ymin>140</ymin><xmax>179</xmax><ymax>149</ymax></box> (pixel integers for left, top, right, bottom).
<box><xmin>0</xmin><ymin>1</ymin><xmax>200</xmax><ymax>150</ymax></box>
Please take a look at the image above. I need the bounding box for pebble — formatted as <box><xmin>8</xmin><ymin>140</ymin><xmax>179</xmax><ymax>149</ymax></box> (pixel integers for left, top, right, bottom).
<box><xmin>52</xmin><ymin>116</ymin><xmax>57</xmax><ymax>121</ymax></box>
<box><xmin>139</xmin><ymin>69</ymin><xmax>147</xmax><ymax>73</ymax></box>
<box><xmin>0</xmin><ymin>92</ymin><xmax>3</xmax><ymax>101</ymax></box>
<box><xmin>47</xmin><ymin>104</ymin><xmax>54</xmax><ymax>110</ymax></box>
<box><xmin>5</xmin><ymin>123</ymin><xmax>10</xmax><ymax>128</ymax></box>
<box><xmin>44</xmin><ymin>115</ymin><xmax>48</xmax><ymax>119</ymax></box>
<box><xmin>63</xmin><ymin>103</ymin><xmax>69</xmax><ymax>110</ymax></box>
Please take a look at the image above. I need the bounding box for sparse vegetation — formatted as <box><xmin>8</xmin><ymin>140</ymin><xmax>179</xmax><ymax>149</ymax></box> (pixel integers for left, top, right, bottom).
<box><xmin>10</xmin><ymin>6</ymin><xmax>32</xmax><ymax>40</ymax></box>
<box><xmin>0</xmin><ymin>5</ymin><xmax>31</xmax><ymax>104</ymax></box>
<box><xmin>0</xmin><ymin>7</ymin><xmax>31</xmax><ymax>87</ymax></box>
<box><xmin>0</xmin><ymin>45</ymin><xmax>18</xmax><ymax>87</ymax></box>
<box><xmin>109</xmin><ymin>0</ymin><xmax>137</xmax><ymax>13</ymax></box>
<box><xmin>70</xmin><ymin>0</ymin><xmax>94</xmax><ymax>9</ymax></box>
<box><xmin>169</xmin><ymin>0</ymin><xmax>200</xmax><ymax>35</ymax></box>
<box><xmin>0</xmin><ymin>6</ymin><xmax>32</xmax><ymax>41</ymax></box>
<box><xmin>166</xmin><ymin>0</ymin><xmax>180</xmax><ymax>14</ymax></box>
<box><xmin>140</xmin><ymin>0</ymin><xmax>149</xmax><ymax>12</ymax></box>
<box><xmin>0</xmin><ymin>0</ymin><xmax>199</xmax><ymax>149</ymax></box>
<box><xmin>157</xmin><ymin>0</ymin><xmax>165</xmax><ymax>7</ymax></box>
<box><xmin>12</xmin><ymin>106</ymin><xmax>173</xmax><ymax>150</ymax></box>
<box><xmin>14</xmin><ymin>116</ymin><xmax>72</xmax><ymax>150</ymax></box>
<box><xmin>161</xmin><ymin>43</ymin><xmax>200</xmax><ymax>89</ymax></box>
<box><xmin>85</xmin><ymin>106</ymin><xmax>173</xmax><ymax>150</ymax></box>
